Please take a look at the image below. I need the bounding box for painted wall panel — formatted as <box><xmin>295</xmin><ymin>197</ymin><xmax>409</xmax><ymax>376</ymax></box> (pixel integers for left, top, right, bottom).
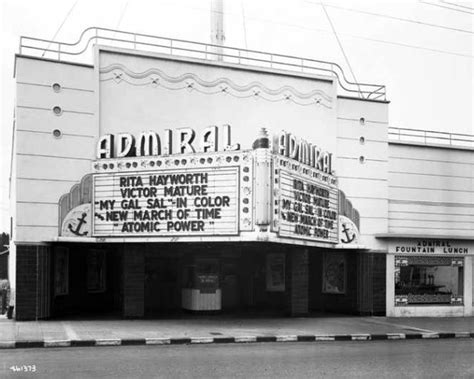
<box><xmin>16</xmin><ymin>132</ymin><xmax>95</xmax><ymax>159</ymax></box>
<box><xmin>389</xmin><ymin>219</ymin><xmax>473</xmax><ymax>232</ymax></box>
<box><xmin>335</xmin><ymin>159</ymin><xmax>387</xmax><ymax>181</ymax></box>
<box><xmin>389</xmin><ymin>187</ymin><xmax>474</xmax><ymax>204</ymax></box>
<box><xmin>16</xmin><ymin>83</ymin><xmax>94</xmax><ymax>114</ymax></box>
<box><xmin>337</xmin><ymin>98</ymin><xmax>389</xmax><ymax>124</ymax></box>
<box><xmin>15</xmin><ymin>57</ymin><xmax>94</xmax><ymax>90</ymax></box>
<box><xmin>336</xmin><ymin>137</ymin><xmax>387</xmax><ymax>159</ymax></box>
<box><xmin>389</xmin><ymin>201</ymin><xmax>474</xmax><ymax>216</ymax></box>
<box><xmin>337</xmin><ymin>119</ymin><xmax>388</xmax><ymax>142</ymax></box>
<box><xmin>16</xmin><ymin>155</ymin><xmax>91</xmax><ymax>182</ymax></box>
<box><xmin>16</xmin><ymin>203</ymin><xmax>57</xmax><ymax>227</ymax></box>
<box><xmin>389</xmin><ymin>211</ymin><xmax>474</xmax><ymax>224</ymax></box>
<box><xmin>388</xmin><ymin>157</ymin><xmax>474</xmax><ymax>177</ymax></box>
<box><xmin>389</xmin><ymin>172</ymin><xmax>473</xmax><ymax>191</ymax></box>
<box><xmin>15</xmin><ymin>226</ymin><xmax>57</xmax><ymax>243</ymax></box>
<box><xmin>16</xmin><ymin>108</ymin><xmax>95</xmax><ymax>136</ymax></box>
<box><xmin>17</xmin><ymin>180</ymin><xmax>75</xmax><ymax>203</ymax></box>
<box><xmin>337</xmin><ymin>177</ymin><xmax>387</xmax><ymax>199</ymax></box>
<box><xmin>390</xmin><ymin>144</ymin><xmax>474</xmax><ymax>163</ymax></box>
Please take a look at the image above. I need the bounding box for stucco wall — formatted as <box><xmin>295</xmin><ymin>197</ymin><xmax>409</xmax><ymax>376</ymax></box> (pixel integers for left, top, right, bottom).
<box><xmin>98</xmin><ymin>47</ymin><xmax>338</xmax><ymax>154</ymax></box>
<box><xmin>388</xmin><ymin>143</ymin><xmax>474</xmax><ymax>237</ymax></box>
<box><xmin>13</xmin><ymin>57</ymin><xmax>96</xmax><ymax>243</ymax></box>
<box><xmin>336</xmin><ymin>97</ymin><xmax>389</xmax><ymax>250</ymax></box>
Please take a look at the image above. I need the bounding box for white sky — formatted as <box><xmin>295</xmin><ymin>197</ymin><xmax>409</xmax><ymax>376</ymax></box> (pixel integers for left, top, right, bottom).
<box><xmin>1</xmin><ymin>0</ymin><xmax>473</xmax><ymax>233</ymax></box>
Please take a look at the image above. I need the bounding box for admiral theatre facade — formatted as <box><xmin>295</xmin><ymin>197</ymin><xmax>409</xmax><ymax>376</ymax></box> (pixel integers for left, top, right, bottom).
<box><xmin>9</xmin><ymin>27</ymin><xmax>472</xmax><ymax>320</ymax></box>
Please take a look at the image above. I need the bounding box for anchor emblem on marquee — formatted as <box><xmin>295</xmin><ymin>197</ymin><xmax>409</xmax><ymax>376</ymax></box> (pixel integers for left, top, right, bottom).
<box><xmin>341</xmin><ymin>223</ymin><xmax>355</xmax><ymax>244</ymax></box>
<box><xmin>68</xmin><ymin>212</ymin><xmax>89</xmax><ymax>236</ymax></box>
<box><xmin>338</xmin><ymin>215</ymin><xmax>359</xmax><ymax>245</ymax></box>
<box><xmin>60</xmin><ymin>203</ymin><xmax>91</xmax><ymax>237</ymax></box>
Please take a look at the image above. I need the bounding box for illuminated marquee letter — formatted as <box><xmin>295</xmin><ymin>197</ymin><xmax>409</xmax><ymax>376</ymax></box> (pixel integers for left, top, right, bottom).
<box><xmin>274</xmin><ymin>131</ymin><xmax>287</xmax><ymax>156</ymax></box>
<box><xmin>221</xmin><ymin>124</ymin><xmax>240</xmax><ymax>151</ymax></box>
<box><xmin>117</xmin><ymin>133</ymin><xmax>135</xmax><ymax>158</ymax></box>
<box><xmin>97</xmin><ymin>134</ymin><xmax>114</xmax><ymax>159</ymax></box>
<box><xmin>201</xmin><ymin>126</ymin><xmax>218</xmax><ymax>152</ymax></box>
<box><xmin>313</xmin><ymin>145</ymin><xmax>322</xmax><ymax>170</ymax></box>
<box><xmin>137</xmin><ymin>131</ymin><xmax>161</xmax><ymax>156</ymax></box>
<box><xmin>323</xmin><ymin>152</ymin><xmax>333</xmax><ymax>174</ymax></box>
<box><xmin>288</xmin><ymin>134</ymin><xmax>298</xmax><ymax>159</ymax></box>
<box><xmin>177</xmin><ymin>128</ymin><xmax>196</xmax><ymax>153</ymax></box>
<box><xmin>298</xmin><ymin>139</ymin><xmax>310</xmax><ymax>165</ymax></box>
<box><xmin>163</xmin><ymin>129</ymin><xmax>172</xmax><ymax>155</ymax></box>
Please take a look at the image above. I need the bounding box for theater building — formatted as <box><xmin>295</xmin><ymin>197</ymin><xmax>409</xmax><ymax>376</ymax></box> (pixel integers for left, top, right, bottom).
<box><xmin>8</xmin><ymin>28</ymin><xmax>473</xmax><ymax>320</ymax></box>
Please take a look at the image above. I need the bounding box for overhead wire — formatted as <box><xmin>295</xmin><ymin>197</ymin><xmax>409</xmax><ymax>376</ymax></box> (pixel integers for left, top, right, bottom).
<box><xmin>115</xmin><ymin>1</ymin><xmax>129</xmax><ymax>30</ymax></box>
<box><xmin>320</xmin><ymin>1</ymin><xmax>361</xmax><ymax>95</ymax></box>
<box><xmin>441</xmin><ymin>0</ymin><xmax>474</xmax><ymax>11</ymax></box>
<box><xmin>97</xmin><ymin>1</ymin><xmax>472</xmax><ymax>59</ymax></box>
<box><xmin>42</xmin><ymin>0</ymin><xmax>78</xmax><ymax>57</ymax></box>
<box><xmin>203</xmin><ymin>3</ymin><xmax>474</xmax><ymax>58</ymax></box>
<box><xmin>419</xmin><ymin>0</ymin><xmax>474</xmax><ymax>15</ymax></box>
<box><xmin>241</xmin><ymin>0</ymin><xmax>248</xmax><ymax>50</ymax></box>
<box><xmin>307</xmin><ymin>2</ymin><xmax>474</xmax><ymax>35</ymax></box>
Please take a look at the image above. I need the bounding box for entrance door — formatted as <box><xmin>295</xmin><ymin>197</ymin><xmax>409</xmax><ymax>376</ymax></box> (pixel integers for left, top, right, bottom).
<box><xmin>145</xmin><ymin>258</ymin><xmax>180</xmax><ymax>314</ymax></box>
<box><xmin>222</xmin><ymin>262</ymin><xmax>239</xmax><ymax>309</ymax></box>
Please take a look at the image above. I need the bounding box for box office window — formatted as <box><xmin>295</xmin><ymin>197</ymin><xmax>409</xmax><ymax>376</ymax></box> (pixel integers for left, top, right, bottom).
<box><xmin>183</xmin><ymin>259</ymin><xmax>219</xmax><ymax>293</ymax></box>
<box><xmin>395</xmin><ymin>256</ymin><xmax>464</xmax><ymax>306</ymax></box>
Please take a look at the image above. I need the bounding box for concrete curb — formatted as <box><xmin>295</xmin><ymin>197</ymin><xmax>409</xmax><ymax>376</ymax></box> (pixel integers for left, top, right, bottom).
<box><xmin>1</xmin><ymin>332</ymin><xmax>472</xmax><ymax>349</ymax></box>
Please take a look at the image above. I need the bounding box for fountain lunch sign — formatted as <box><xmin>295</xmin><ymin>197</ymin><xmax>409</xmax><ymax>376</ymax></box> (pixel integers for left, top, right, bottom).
<box><xmin>58</xmin><ymin>125</ymin><xmax>360</xmax><ymax>246</ymax></box>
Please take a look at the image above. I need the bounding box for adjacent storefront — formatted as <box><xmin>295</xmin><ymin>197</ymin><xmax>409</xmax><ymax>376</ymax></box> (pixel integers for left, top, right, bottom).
<box><xmin>386</xmin><ymin>239</ymin><xmax>473</xmax><ymax>317</ymax></box>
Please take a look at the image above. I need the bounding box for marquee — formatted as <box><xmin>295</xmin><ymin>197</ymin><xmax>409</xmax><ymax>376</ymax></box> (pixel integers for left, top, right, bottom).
<box><xmin>58</xmin><ymin>126</ymin><xmax>360</xmax><ymax>247</ymax></box>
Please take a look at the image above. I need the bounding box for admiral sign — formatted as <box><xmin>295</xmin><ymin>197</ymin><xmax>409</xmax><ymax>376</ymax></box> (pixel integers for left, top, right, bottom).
<box><xmin>59</xmin><ymin>125</ymin><xmax>360</xmax><ymax>245</ymax></box>
<box><xmin>272</xmin><ymin>131</ymin><xmax>340</xmax><ymax>244</ymax></box>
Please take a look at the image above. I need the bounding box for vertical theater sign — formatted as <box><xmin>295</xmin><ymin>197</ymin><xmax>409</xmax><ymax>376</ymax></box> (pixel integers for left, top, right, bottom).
<box><xmin>58</xmin><ymin>125</ymin><xmax>361</xmax><ymax>248</ymax></box>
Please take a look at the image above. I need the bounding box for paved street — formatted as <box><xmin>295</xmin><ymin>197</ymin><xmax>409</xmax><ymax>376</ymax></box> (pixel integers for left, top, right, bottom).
<box><xmin>1</xmin><ymin>339</ymin><xmax>473</xmax><ymax>378</ymax></box>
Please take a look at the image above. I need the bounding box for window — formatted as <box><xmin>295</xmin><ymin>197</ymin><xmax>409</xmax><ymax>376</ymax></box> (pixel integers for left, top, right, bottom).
<box><xmin>395</xmin><ymin>256</ymin><xmax>463</xmax><ymax>305</ymax></box>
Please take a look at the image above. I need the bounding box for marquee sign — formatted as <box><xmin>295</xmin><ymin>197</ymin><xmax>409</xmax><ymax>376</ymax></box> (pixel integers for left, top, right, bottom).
<box><xmin>274</xmin><ymin>157</ymin><xmax>339</xmax><ymax>244</ymax></box>
<box><xmin>93</xmin><ymin>164</ymin><xmax>242</xmax><ymax>237</ymax></box>
<box><xmin>58</xmin><ymin>126</ymin><xmax>361</xmax><ymax>247</ymax></box>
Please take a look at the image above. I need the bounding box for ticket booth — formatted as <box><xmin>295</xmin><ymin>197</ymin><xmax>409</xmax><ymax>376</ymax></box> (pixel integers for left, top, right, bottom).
<box><xmin>182</xmin><ymin>258</ymin><xmax>221</xmax><ymax>311</ymax></box>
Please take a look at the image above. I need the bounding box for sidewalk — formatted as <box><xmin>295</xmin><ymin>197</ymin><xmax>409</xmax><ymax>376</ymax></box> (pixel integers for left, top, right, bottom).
<box><xmin>1</xmin><ymin>314</ymin><xmax>473</xmax><ymax>348</ymax></box>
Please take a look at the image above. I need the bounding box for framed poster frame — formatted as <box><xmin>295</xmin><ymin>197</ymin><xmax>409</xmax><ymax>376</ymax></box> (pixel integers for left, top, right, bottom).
<box><xmin>322</xmin><ymin>252</ymin><xmax>346</xmax><ymax>294</ymax></box>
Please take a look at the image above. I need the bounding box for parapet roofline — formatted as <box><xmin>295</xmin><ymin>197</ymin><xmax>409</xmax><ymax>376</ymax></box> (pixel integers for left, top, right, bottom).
<box><xmin>13</xmin><ymin>54</ymin><xmax>93</xmax><ymax>78</ymax></box>
<box><xmin>96</xmin><ymin>44</ymin><xmax>335</xmax><ymax>84</ymax></box>
<box><xmin>18</xmin><ymin>26</ymin><xmax>387</xmax><ymax>101</ymax></box>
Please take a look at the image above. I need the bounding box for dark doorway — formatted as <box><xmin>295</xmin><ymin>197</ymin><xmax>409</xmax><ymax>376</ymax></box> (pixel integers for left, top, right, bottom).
<box><xmin>145</xmin><ymin>257</ymin><xmax>181</xmax><ymax>315</ymax></box>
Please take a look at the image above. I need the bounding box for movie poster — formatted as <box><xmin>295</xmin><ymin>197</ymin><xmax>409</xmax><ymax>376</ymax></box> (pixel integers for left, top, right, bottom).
<box><xmin>322</xmin><ymin>252</ymin><xmax>346</xmax><ymax>294</ymax></box>
<box><xmin>266</xmin><ymin>253</ymin><xmax>285</xmax><ymax>292</ymax></box>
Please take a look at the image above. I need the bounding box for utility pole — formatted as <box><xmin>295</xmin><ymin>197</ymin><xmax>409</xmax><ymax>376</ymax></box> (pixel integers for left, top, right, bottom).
<box><xmin>210</xmin><ymin>0</ymin><xmax>225</xmax><ymax>61</ymax></box>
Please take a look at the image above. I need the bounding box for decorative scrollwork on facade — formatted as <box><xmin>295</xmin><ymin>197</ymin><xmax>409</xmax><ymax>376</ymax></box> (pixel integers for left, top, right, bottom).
<box><xmin>100</xmin><ymin>64</ymin><xmax>333</xmax><ymax>108</ymax></box>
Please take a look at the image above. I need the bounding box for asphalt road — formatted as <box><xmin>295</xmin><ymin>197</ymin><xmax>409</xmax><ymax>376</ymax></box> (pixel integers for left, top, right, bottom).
<box><xmin>1</xmin><ymin>339</ymin><xmax>473</xmax><ymax>378</ymax></box>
